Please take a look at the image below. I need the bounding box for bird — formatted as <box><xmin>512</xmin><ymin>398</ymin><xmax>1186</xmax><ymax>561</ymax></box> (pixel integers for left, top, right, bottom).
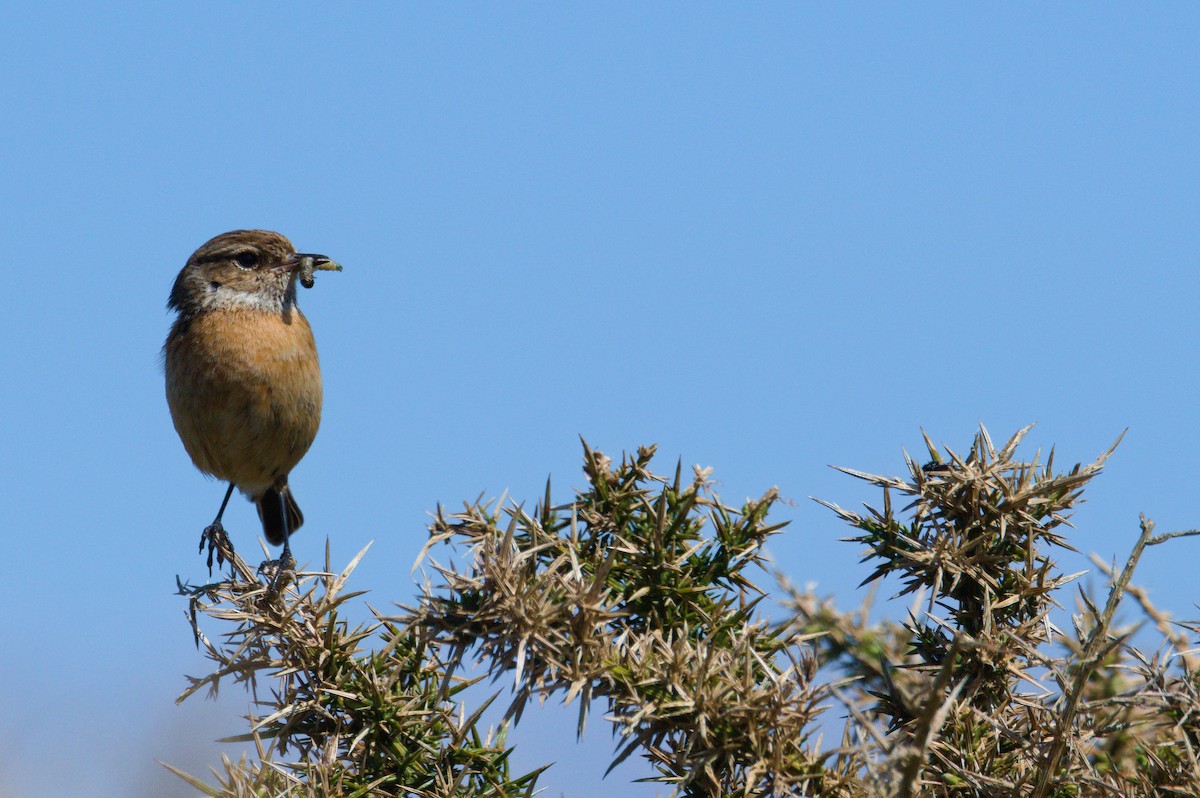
<box><xmin>163</xmin><ymin>229</ymin><xmax>341</xmax><ymax>569</ymax></box>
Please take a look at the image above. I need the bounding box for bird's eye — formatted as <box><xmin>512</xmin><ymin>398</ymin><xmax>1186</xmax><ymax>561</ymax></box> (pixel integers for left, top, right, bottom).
<box><xmin>234</xmin><ymin>251</ymin><xmax>259</xmax><ymax>269</ymax></box>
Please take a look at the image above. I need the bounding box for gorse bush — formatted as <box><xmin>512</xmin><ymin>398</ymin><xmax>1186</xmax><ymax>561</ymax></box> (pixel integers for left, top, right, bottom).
<box><xmin>174</xmin><ymin>425</ymin><xmax>1200</xmax><ymax>797</ymax></box>
<box><xmin>171</xmin><ymin>546</ymin><xmax>543</xmax><ymax>797</ymax></box>
<box><xmin>412</xmin><ymin>444</ymin><xmax>834</xmax><ymax>796</ymax></box>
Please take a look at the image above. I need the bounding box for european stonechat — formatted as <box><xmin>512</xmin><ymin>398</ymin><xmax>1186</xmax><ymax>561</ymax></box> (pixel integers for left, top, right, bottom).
<box><xmin>164</xmin><ymin>230</ymin><xmax>341</xmax><ymax>567</ymax></box>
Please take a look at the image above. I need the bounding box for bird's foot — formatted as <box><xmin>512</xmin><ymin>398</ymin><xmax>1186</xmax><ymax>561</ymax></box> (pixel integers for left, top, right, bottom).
<box><xmin>198</xmin><ymin>520</ymin><xmax>235</xmax><ymax>575</ymax></box>
<box><xmin>257</xmin><ymin>550</ymin><xmax>297</xmax><ymax>595</ymax></box>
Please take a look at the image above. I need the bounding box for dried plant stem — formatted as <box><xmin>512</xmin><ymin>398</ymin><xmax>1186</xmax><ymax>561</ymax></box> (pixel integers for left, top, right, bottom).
<box><xmin>894</xmin><ymin>639</ymin><xmax>965</xmax><ymax>798</ymax></box>
<box><xmin>1088</xmin><ymin>552</ymin><xmax>1199</xmax><ymax>674</ymax></box>
<box><xmin>1033</xmin><ymin>516</ymin><xmax>1200</xmax><ymax>798</ymax></box>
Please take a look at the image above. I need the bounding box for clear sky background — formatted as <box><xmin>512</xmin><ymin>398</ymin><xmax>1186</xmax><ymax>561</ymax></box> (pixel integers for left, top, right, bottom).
<box><xmin>2</xmin><ymin>5</ymin><xmax>1199</xmax><ymax>797</ymax></box>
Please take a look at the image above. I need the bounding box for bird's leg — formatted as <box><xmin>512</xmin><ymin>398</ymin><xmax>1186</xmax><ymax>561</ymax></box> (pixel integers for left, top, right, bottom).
<box><xmin>277</xmin><ymin>487</ymin><xmax>296</xmax><ymax>571</ymax></box>
<box><xmin>263</xmin><ymin>488</ymin><xmax>296</xmax><ymax>593</ymax></box>
<box><xmin>199</xmin><ymin>483</ymin><xmax>236</xmax><ymax>574</ymax></box>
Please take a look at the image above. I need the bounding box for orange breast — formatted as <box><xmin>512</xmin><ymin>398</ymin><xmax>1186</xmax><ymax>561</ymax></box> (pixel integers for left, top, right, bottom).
<box><xmin>165</xmin><ymin>307</ymin><xmax>322</xmax><ymax>495</ymax></box>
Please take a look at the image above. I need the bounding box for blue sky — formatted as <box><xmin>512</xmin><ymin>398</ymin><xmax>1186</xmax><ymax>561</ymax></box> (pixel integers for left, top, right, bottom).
<box><xmin>2</xmin><ymin>5</ymin><xmax>1199</xmax><ymax>797</ymax></box>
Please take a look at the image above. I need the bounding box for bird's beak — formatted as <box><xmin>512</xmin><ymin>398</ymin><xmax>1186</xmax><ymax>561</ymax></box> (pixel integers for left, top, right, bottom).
<box><xmin>284</xmin><ymin>251</ymin><xmax>344</xmax><ymax>288</ymax></box>
<box><xmin>282</xmin><ymin>252</ymin><xmax>334</xmax><ymax>271</ymax></box>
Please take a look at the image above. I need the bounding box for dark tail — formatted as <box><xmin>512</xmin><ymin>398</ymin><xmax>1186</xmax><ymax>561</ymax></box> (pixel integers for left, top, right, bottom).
<box><xmin>257</xmin><ymin>482</ymin><xmax>304</xmax><ymax>546</ymax></box>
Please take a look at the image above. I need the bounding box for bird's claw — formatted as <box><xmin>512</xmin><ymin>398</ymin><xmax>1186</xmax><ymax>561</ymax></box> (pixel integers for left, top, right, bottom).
<box><xmin>198</xmin><ymin>521</ymin><xmax>235</xmax><ymax>575</ymax></box>
<box><xmin>256</xmin><ymin>551</ymin><xmax>296</xmax><ymax>573</ymax></box>
<box><xmin>257</xmin><ymin>552</ymin><xmax>297</xmax><ymax>595</ymax></box>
